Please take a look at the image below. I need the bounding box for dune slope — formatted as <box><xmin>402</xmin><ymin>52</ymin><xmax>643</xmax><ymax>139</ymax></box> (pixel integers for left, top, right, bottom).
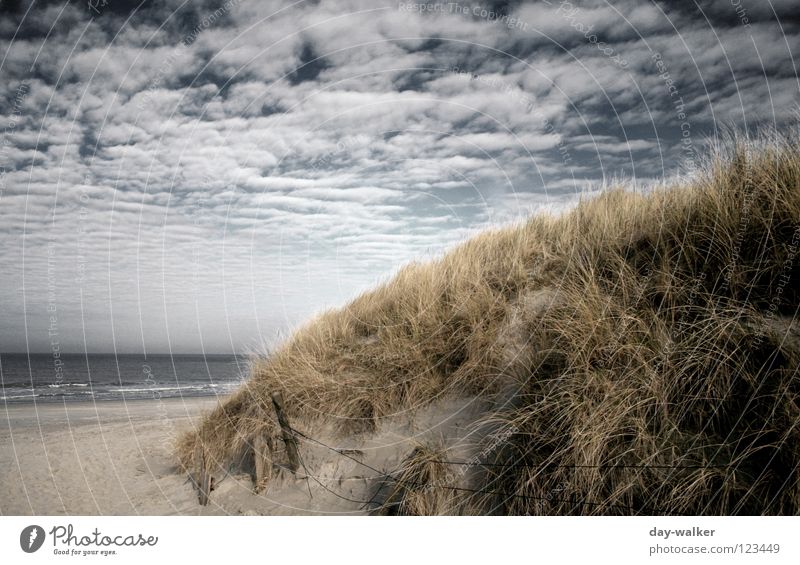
<box><xmin>179</xmin><ymin>133</ymin><xmax>800</xmax><ymax>515</ymax></box>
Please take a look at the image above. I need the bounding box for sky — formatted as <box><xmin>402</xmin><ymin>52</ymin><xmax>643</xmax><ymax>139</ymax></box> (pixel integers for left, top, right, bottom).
<box><xmin>0</xmin><ymin>0</ymin><xmax>799</xmax><ymax>354</ymax></box>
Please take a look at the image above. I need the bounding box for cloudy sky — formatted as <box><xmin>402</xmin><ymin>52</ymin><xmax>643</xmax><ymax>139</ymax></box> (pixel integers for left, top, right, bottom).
<box><xmin>1</xmin><ymin>0</ymin><xmax>798</xmax><ymax>354</ymax></box>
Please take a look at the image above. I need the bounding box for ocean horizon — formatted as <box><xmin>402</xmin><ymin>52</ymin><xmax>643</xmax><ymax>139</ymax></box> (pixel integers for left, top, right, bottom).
<box><xmin>0</xmin><ymin>353</ymin><xmax>248</xmax><ymax>404</ymax></box>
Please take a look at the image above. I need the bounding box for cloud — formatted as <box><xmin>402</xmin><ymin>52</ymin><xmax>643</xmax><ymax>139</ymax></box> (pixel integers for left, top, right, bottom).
<box><xmin>0</xmin><ymin>0</ymin><xmax>798</xmax><ymax>352</ymax></box>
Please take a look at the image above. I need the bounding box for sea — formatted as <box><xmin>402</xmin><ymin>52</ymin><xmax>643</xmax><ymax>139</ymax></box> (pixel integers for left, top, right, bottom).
<box><xmin>0</xmin><ymin>353</ymin><xmax>248</xmax><ymax>403</ymax></box>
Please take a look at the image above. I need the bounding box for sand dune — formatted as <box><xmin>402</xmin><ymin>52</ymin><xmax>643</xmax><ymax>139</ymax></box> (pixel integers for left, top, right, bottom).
<box><xmin>180</xmin><ymin>133</ymin><xmax>800</xmax><ymax>515</ymax></box>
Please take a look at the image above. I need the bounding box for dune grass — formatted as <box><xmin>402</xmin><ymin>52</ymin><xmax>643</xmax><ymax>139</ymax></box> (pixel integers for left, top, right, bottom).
<box><xmin>178</xmin><ymin>130</ymin><xmax>800</xmax><ymax>514</ymax></box>
<box><xmin>376</xmin><ymin>443</ymin><xmax>463</xmax><ymax>515</ymax></box>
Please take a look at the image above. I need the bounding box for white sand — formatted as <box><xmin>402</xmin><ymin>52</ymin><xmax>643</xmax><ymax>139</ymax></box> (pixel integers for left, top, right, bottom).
<box><xmin>1</xmin><ymin>396</ymin><xmax>487</xmax><ymax>515</ymax></box>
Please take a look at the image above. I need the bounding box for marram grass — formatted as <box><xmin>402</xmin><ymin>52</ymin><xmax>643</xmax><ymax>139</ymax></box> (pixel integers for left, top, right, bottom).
<box><xmin>178</xmin><ymin>131</ymin><xmax>800</xmax><ymax>515</ymax></box>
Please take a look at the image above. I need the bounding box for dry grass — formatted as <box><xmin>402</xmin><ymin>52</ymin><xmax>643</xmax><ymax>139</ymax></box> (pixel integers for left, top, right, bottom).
<box><xmin>375</xmin><ymin>443</ymin><xmax>463</xmax><ymax>515</ymax></box>
<box><xmin>178</xmin><ymin>130</ymin><xmax>800</xmax><ymax>515</ymax></box>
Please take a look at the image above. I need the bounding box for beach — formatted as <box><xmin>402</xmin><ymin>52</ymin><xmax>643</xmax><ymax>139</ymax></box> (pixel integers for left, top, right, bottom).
<box><xmin>1</xmin><ymin>395</ymin><xmax>488</xmax><ymax>516</ymax></box>
<box><xmin>0</xmin><ymin>398</ymin><xmax>220</xmax><ymax>515</ymax></box>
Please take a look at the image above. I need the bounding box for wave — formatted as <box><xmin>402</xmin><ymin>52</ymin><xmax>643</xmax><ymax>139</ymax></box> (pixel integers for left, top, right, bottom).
<box><xmin>0</xmin><ymin>393</ymin><xmax>39</xmax><ymax>400</ymax></box>
<box><xmin>116</xmin><ymin>384</ymin><xmax>220</xmax><ymax>393</ymax></box>
<box><xmin>1</xmin><ymin>380</ymin><xmax>242</xmax><ymax>403</ymax></box>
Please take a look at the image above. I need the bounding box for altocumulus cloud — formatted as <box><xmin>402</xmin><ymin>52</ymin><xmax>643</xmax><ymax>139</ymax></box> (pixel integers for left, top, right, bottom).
<box><xmin>0</xmin><ymin>0</ymin><xmax>798</xmax><ymax>353</ymax></box>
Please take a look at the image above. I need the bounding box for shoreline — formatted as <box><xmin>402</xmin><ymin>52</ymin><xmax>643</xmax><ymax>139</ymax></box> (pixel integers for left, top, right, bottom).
<box><xmin>2</xmin><ymin>396</ymin><xmax>225</xmax><ymax>428</ymax></box>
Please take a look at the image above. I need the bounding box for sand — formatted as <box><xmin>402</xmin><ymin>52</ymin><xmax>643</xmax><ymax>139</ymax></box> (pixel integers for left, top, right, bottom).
<box><xmin>1</xmin><ymin>396</ymin><xmax>487</xmax><ymax>515</ymax></box>
<box><xmin>1</xmin><ymin>398</ymin><xmax>220</xmax><ymax>515</ymax></box>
